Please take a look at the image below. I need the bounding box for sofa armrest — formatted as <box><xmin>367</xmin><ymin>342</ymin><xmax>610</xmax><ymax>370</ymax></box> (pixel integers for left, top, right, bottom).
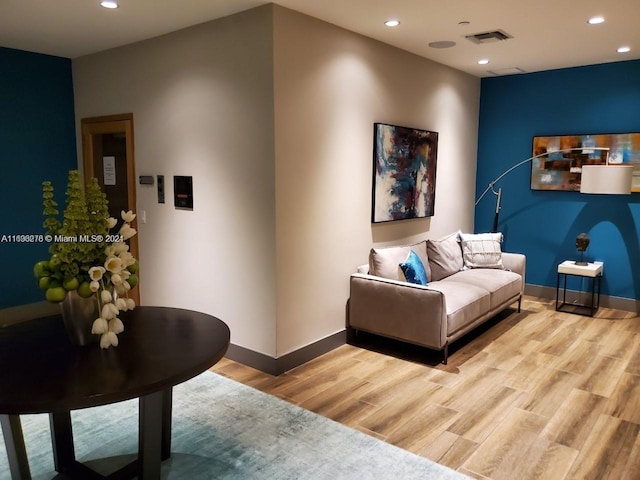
<box><xmin>348</xmin><ymin>273</ymin><xmax>447</xmax><ymax>350</ymax></box>
<box><xmin>502</xmin><ymin>252</ymin><xmax>526</xmax><ymax>292</ymax></box>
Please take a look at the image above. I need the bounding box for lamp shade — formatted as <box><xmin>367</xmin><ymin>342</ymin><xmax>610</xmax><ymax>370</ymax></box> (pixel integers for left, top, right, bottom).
<box><xmin>580</xmin><ymin>165</ymin><xmax>633</xmax><ymax>194</ymax></box>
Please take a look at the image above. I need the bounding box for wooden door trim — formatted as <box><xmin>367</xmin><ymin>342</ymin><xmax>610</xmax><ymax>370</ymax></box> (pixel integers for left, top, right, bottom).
<box><xmin>81</xmin><ymin>113</ymin><xmax>139</xmax><ymax>304</ymax></box>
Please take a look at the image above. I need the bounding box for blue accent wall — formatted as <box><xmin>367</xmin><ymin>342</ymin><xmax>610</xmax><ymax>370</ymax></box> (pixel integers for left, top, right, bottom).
<box><xmin>0</xmin><ymin>47</ymin><xmax>77</xmax><ymax>308</ymax></box>
<box><xmin>476</xmin><ymin>59</ymin><xmax>640</xmax><ymax>301</ymax></box>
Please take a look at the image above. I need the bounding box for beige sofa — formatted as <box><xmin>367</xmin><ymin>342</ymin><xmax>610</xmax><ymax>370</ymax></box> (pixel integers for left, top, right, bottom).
<box><xmin>348</xmin><ymin>231</ymin><xmax>526</xmax><ymax>364</ymax></box>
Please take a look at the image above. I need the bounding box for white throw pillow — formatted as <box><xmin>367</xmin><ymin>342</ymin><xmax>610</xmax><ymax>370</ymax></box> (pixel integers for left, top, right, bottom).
<box><xmin>459</xmin><ymin>232</ymin><xmax>504</xmax><ymax>269</ymax></box>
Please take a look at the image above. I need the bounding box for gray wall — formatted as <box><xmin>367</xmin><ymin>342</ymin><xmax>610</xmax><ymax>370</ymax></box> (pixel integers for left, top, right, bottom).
<box><xmin>72</xmin><ymin>5</ymin><xmax>481</xmax><ymax>361</ymax></box>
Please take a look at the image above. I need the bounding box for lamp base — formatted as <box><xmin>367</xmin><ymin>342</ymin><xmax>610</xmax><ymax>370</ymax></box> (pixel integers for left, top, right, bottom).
<box><xmin>574</xmin><ymin>261</ymin><xmax>589</xmax><ymax>266</ymax></box>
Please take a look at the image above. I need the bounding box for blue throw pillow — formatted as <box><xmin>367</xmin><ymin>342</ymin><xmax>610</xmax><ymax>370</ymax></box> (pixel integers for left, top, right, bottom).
<box><xmin>399</xmin><ymin>250</ymin><xmax>428</xmax><ymax>285</ymax></box>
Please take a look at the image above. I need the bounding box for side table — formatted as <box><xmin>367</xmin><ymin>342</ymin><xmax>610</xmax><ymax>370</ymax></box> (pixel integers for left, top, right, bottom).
<box><xmin>556</xmin><ymin>260</ymin><xmax>603</xmax><ymax>316</ymax></box>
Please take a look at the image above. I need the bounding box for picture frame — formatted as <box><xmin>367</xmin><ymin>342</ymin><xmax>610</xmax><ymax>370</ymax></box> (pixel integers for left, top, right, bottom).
<box><xmin>372</xmin><ymin>123</ymin><xmax>438</xmax><ymax>223</ymax></box>
<box><xmin>531</xmin><ymin>133</ymin><xmax>640</xmax><ymax>191</ymax></box>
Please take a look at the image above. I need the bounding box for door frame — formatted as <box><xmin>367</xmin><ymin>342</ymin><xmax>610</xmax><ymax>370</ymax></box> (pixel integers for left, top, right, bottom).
<box><xmin>81</xmin><ymin>113</ymin><xmax>140</xmax><ymax>304</ymax></box>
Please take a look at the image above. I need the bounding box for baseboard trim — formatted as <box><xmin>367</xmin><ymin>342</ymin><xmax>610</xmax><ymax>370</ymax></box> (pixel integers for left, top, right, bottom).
<box><xmin>225</xmin><ymin>330</ymin><xmax>347</xmax><ymax>376</ymax></box>
<box><xmin>0</xmin><ymin>301</ymin><xmax>59</xmax><ymax>327</ymax></box>
<box><xmin>525</xmin><ymin>284</ymin><xmax>640</xmax><ymax>314</ymax></box>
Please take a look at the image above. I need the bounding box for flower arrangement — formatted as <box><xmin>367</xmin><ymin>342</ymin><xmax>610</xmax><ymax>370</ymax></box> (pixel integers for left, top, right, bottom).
<box><xmin>33</xmin><ymin>170</ymin><xmax>139</xmax><ymax>348</ymax></box>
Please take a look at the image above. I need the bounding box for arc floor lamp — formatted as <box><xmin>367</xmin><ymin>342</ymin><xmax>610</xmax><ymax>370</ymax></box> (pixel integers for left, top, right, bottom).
<box><xmin>475</xmin><ymin>147</ymin><xmax>633</xmax><ymax>232</ymax></box>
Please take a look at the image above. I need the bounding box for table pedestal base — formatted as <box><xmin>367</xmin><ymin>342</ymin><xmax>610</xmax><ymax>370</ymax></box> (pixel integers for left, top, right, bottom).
<box><xmin>1</xmin><ymin>388</ymin><xmax>173</xmax><ymax>480</ymax></box>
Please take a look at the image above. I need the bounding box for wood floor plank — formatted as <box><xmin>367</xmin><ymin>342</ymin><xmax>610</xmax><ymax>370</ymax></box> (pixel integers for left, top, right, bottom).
<box><xmin>621</xmin><ymin>435</ymin><xmax>640</xmax><ymax>480</ymax></box>
<box><xmin>434</xmin><ymin>366</ymin><xmax>508</xmax><ymax>411</ymax></box>
<box><xmin>212</xmin><ymin>296</ymin><xmax>639</xmax><ymax>480</ymax></box>
<box><xmin>566</xmin><ymin>414</ymin><xmax>640</xmax><ymax>480</ymax></box>
<box><xmin>541</xmin><ymin>388</ymin><xmax>608</xmax><ymax>450</ymax></box>
<box><xmin>575</xmin><ymin>354</ymin><xmax>626</xmax><ymax>398</ymax></box>
<box><xmin>537</xmin><ymin>326</ymin><xmax>581</xmax><ymax>357</ymax></box>
<box><xmin>386</xmin><ymin>403</ymin><xmax>460</xmax><ymax>453</ymax></box>
<box><xmin>599</xmin><ymin>330</ymin><xmax>638</xmax><ymax>362</ymax></box>
<box><xmin>359</xmin><ymin>381</ymin><xmax>442</xmax><ymax>436</ymax></box>
<box><xmin>518</xmin><ymin>369</ymin><xmax>580</xmax><ymax>418</ymax></box>
<box><xmin>446</xmin><ymin>386</ymin><xmax>524</xmax><ymax>443</ymax></box>
<box><xmin>419</xmin><ymin>430</ymin><xmax>479</xmax><ymax>471</ymax></box>
<box><xmin>299</xmin><ymin>375</ymin><xmax>372</xmax><ymax>416</ymax></box>
<box><xmin>625</xmin><ymin>342</ymin><xmax>640</xmax><ymax>376</ymax></box>
<box><xmin>462</xmin><ymin>408</ymin><xmax>578</xmax><ymax>480</ymax></box>
<box><xmin>606</xmin><ymin>372</ymin><xmax>640</xmax><ymax>424</ymax></box>
<box><xmin>554</xmin><ymin>340</ymin><xmax>600</xmax><ymax>375</ymax></box>
<box><xmin>501</xmin><ymin>351</ymin><xmax>558</xmax><ymax>392</ymax></box>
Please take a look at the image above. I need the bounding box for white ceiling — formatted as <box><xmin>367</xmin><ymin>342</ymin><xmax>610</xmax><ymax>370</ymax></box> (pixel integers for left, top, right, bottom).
<box><xmin>1</xmin><ymin>0</ymin><xmax>638</xmax><ymax>77</ymax></box>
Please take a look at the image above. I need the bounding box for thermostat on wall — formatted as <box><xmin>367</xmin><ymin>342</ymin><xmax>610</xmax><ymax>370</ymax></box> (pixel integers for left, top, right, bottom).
<box><xmin>174</xmin><ymin>176</ymin><xmax>193</xmax><ymax>209</ymax></box>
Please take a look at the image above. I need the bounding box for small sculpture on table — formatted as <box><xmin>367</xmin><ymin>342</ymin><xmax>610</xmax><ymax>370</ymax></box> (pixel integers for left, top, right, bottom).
<box><xmin>575</xmin><ymin>233</ymin><xmax>590</xmax><ymax>266</ymax></box>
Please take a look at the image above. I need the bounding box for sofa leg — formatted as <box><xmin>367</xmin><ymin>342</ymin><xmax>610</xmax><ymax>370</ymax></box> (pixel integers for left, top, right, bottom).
<box><xmin>442</xmin><ymin>343</ymin><xmax>449</xmax><ymax>365</ymax></box>
<box><xmin>518</xmin><ymin>295</ymin><xmax>522</xmax><ymax>313</ymax></box>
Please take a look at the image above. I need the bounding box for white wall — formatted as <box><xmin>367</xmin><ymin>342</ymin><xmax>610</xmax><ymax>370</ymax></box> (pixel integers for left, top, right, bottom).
<box><xmin>72</xmin><ymin>6</ymin><xmax>278</xmax><ymax>356</ymax></box>
<box><xmin>72</xmin><ymin>4</ymin><xmax>481</xmax><ymax>362</ymax></box>
<box><xmin>273</xmin><ymin>7</ymin><xmax>480</xmax><ymax>356</ymax></box>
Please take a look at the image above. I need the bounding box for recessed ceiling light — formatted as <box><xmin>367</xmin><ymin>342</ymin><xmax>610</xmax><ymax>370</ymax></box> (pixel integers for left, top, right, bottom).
<box><xmin>100</xmin><ymin>1</ymin><xmax>118</xmax><ymax>8</ymax></box>
<box><xmin>617</xmin><ymin>46</ymin><xmax>631</xmax><ymax>53</ymax></box>
<box><xmin>384</xmin><ymin>19</ymin><xmax>400</xmax><ymax>27</ymax></box>
<box><xmin>478</xmin><ymin>59</ymin><xmax>490</xmax><ymax>65</ymax></box>
<box><xmin>588</xmin><ymin>16</ymin><xmax>604</xmax><ymax>25</ymax></box>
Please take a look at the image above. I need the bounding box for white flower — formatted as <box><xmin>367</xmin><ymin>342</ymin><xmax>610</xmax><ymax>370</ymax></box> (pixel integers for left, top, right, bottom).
<box><xmin>88</xmin><ymin>266</ymin><xmax>106</xmax><ymax>281</ymax></box>
<box><xmin>101</xmin><ymin>302</ymin><xmax>119</xmax><ymax>320</ymax></box>
<box><xmin>120</xmin><ymin>269</ymin><xmax>131</xmax><ymax>280</ymax></box>
<box><xmin>108</xmin><ymin>318</ymin><xmax>124</xmax><ymax>334</ymax></box>
<box><xmin>100</xmin><ymin>331</ymin><xmax>119</xmax><ymax>349</ymax></box>
<box><xmin>104</xmin><ymin>245</ymin><xmax>117</xmax><ymax>256</ymax></box>
<box><xmin>111</xmin><ymin>273</ymin><xmax>123</xmax><ymax>285</ymax></box>
<box><xmin>119</xmin><ymin>224</ymin><xmax>137</xmax><ymax>241</ymax></box>
<box><xmin>121</xmin><ymin>210</ymin><xmax>136</xmax><ymax>223</ymax></box>
<box><xmin>118</xmin><ymin>251</ymin><xmax>135</xmax><ymax>267</ymax></box>
<box><xmin>115</xmin><ymin>283</ymin><xmax>126</xmax><ymax>296</ymax></box>
<box><xmin>116</xmin><ymin>298</ymin><xmax>128</xmax><ymax>311</ymax></box>
<box><xmin>104</xmin><ymin>256</ymin><xmax>123</xmax><ymax>274</ymax></box>
<box><xmin>114</xmin><ymin>242</ymin><xmax>129</xmax><ymax>254</ymax></box>
<box><xmin>91</xmin><ymin>317</ymin><xmax>108</xmax><ymax>334</ymax></box>
<box><xmin>126</xmin><ymin>298</ymin><xmax>136</xmax><ymax>310</ymax></box>
<box><xmin>100</xmin><ymin>289</ymin><xmax>113</xmax><ymax>303</ymax></box>
<box><xmin>107</xmin><ymin>217</ymin><xmax>118</xmax><ymax>229</ymax></box>
<box><xmin>90</xmin><ymin>281</ymin><xmax>100</xmax><ymax>292</ymax></box>
<box><xmin>123</xmin><ymin>281</ymin><xmax>131</xmax><ymax>292</ymax></box>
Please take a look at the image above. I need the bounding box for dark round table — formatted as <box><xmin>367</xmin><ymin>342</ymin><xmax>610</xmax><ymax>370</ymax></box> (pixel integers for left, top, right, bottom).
<box><xmin>0</xmin><ymin>306</ymin><xmax>230</xmax><ymax>479</ymax></box>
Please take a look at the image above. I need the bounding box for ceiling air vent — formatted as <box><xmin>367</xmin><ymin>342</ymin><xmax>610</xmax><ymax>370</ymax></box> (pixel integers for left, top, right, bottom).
<box><xmin>465</xmin><ymin>30</ymin><xmax>512</xmax><ymax>44</ymax></box>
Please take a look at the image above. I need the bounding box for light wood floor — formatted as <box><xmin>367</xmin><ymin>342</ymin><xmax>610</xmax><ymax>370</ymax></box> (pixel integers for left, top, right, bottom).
<box><xmin>211</xmin><ymin>296</ymin><xmax>640</xmax><ymax>480</ymax></box>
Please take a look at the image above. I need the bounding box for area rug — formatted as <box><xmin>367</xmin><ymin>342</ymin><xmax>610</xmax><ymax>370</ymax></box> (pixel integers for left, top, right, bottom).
<box><xmin>0</xmin><ymin>371</ymin><xmax>468</xmax><ymax>479</ymax></box>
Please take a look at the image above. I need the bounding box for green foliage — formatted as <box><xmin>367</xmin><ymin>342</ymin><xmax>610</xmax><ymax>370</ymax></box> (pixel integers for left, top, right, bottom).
<box><xmin>41</xmin><ymin>181</ymin><xmax>61</xmax><ymax>255</ymax></box>
<box><xmin>39</xmin><ymin>170</ymin><xmax>110</xmax><ymax>283</ymax></box>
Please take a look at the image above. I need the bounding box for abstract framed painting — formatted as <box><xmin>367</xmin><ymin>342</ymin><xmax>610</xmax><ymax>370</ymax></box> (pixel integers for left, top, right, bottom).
<box><xmin>372</xmin><ymin>123</ymin><xmax>438</xmax><ymax>223</ymax></box>
<box><xmin>531</xmin><ymin>133</ymin><xmax>640</xmax><ymax>191</ymax></box>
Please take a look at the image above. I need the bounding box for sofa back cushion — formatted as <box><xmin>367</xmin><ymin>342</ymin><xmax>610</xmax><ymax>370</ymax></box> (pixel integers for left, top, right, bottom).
<box><xmin>427</xmin><ymin>231</ymin><xmax>463</xmax><ymax>281</ymax></box>
<box><xmin>369</xmin><ymin>240</ymin><xmax>430</xmax><ymax>281</ymax></box>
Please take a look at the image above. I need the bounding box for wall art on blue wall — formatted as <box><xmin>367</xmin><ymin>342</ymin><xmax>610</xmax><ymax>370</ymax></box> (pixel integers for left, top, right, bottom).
<box><xmin>531</xmin><ymin>133</ymin><xmax>640</xmax><ymax>191</ymax></box>
<box><xmin>372</xmin><ymin>123</ymin><xmax>438</xmax><ymax>223</ymax></box>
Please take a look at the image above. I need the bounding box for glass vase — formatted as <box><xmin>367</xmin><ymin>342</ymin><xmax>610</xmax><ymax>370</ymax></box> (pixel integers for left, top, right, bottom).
<box><xmin>60</xmin><ymin>291</ymin><xmax>99</xmax><ymax>346</ymax></box>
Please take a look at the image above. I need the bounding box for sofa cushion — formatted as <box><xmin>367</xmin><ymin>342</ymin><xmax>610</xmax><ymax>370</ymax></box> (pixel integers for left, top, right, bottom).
<box><xmin>459</xmin><ymin>232</ymin><xmax>504</xmax><ymax>269</ymax></box>
<box><xmin>443</xmin><ymin>269</ymin><xmax>521</xmax><ymax>311</ymax></box>
<box><xmin>369</xmin><ymin>240</ymin><xmax>430</xmax><ymax>281</ymax></box>
<box><xmin>399</xmin><ymin>250</ymin><xmax>428</xmax><ymax>285</ymax></box>
<box><xmin>426</xmin><ymin>280</ymin><xmax>491</xmax><ymax>335</ymax></box>
<box><xmin>427</xmin><ymin>231</ymin><xmax>463</xmax><ymax>281</ymax></box>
